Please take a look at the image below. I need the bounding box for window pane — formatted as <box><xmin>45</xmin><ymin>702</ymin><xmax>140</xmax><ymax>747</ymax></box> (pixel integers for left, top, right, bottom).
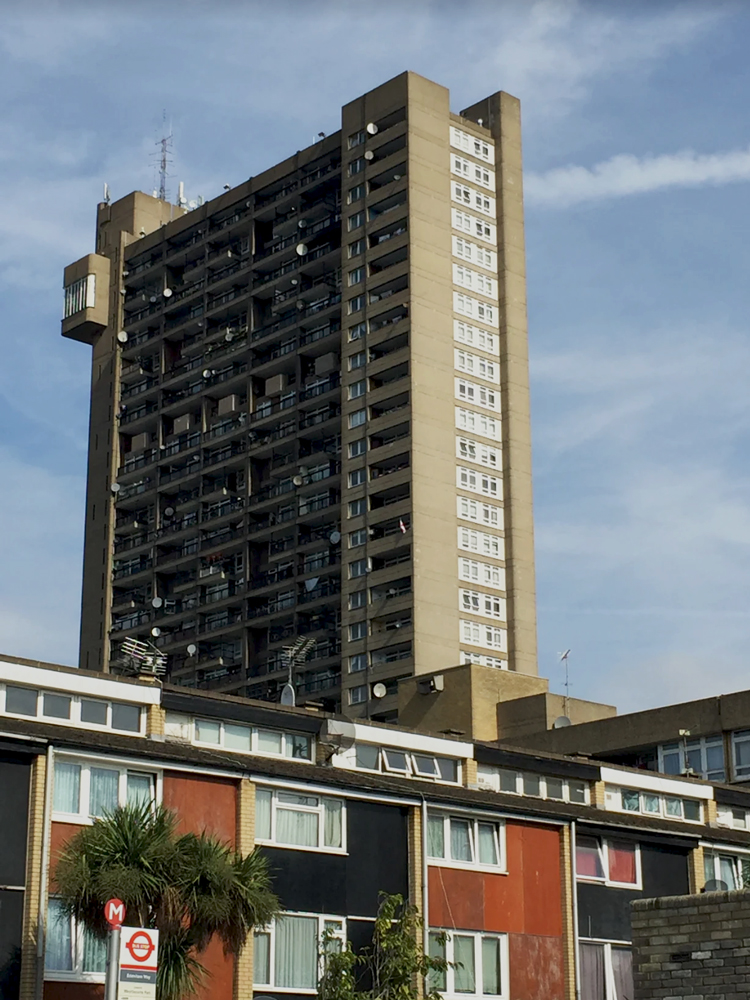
<box><xmin>253</xmin><ymin>931</ymin><xmax>271</xmax><ymax>984</ymax></box>
<box><xmin>276</xmin><ymin>808</ymin><xmax>319</xmax><ymax>847</ymax></box>
<box><xmin>683</xmin><ymin>799</ymin><xmax>701</xmax><ymax>822</ymax></box>
<box><xmin>704</xmin><ymin>852</ymin><xmax>716</xmax><ymax>884</ymax></box>
<box><xmin>621</xmin><ymin>789</ymin><xmax>640</xmax><ymax>812</ymax></box>
<box><xmin>576</xmin><ymin>836</ymin><xmax>604</xmax><ymax>879</ymax></box>
<box><xmin>195</xmin><ymin>719</ymin><xmax>221</xmax><ymax>744</ymax></box>
<box><xmin>356</xmin><ymin>744</ymin><xmax>380</xmax><ymax>770</ymax></box>
<box><xmin>383</xmin><ymin>749</ymin><xmax>409</xmax><ymax>772</ymax></box>
<box><xmin>257</xmin><ymin>729</ymin><xmax>283</xmax><ymax>754</ymax></box>
<box><xmin>664</xmin><ymin>796</ymin><xmax>682</xmax><ymax>817</ymax></box>
<box><xmin>224</xmin><ymin>724</ymin><xmax>251</xmax><ymax>751</ymax></box>
<box><xmin>428</xmin><ymin>933</ymin><xmax>447</xmax><ymax>991</ymax></box>
<box><xmin>454</xmin><ymin>935</ymin><xmax>476</xmax><ymax>992</ymax></box>
<box><xmin>42</xmin><ymin>693</ymin><xmax>71</xmax><ymax>719</ymax></box>
<box><xmin>705</xmin><ymin>743</ymin><xmax>725</xmax><ymax>774</ymax></box>
<box><xmin>45</xmin><ymin>899</ymin><xmax>72</xmax><ymax>971</ymax></box>
<box><xmin>611</xmin><ymin>947</ymin><xmax>634</xmax><ymax>1000</ymax></box>
<box><xmin>580</xmin><ymin>943</ymin><xmax>605</xmax><ymax>1000</ymax></box>
<box><xmin>661</xmin><ymin>747</ymin><xmax>681</xmax><ymax>775</ymax></box>
<box><xmin>53</xmin><ymin>762</ymin><xmax>81</xmax><ymax>814</ymax></box>
<box><xmin>90</xmin><ymin>767</ymin><xmax>119</xmax><ymax>817</ymax></box>
<box><xmin>450</xmin><ymin>818</ymin><xmax>472</xmax><ymax>862</ymax></box>
<box><xmin>481</xmin><ymin>937</ymin><xmax>501</xmax><ymax>995</ymax></box>
<box><xmin>437</xmin><ymin>758</ymin><xmax>459</xmax><ymax>782</ymax></box>
<box><xmin>477</xmin><ymin>824</ymin><xmax>498</xmax><ymax>866</ymax></box>
<box><xmin>608</xmin><ymin>841</ymin><xmax>637</xmax><ymax>884</ymax></box>
<box><xmin>427</xmin><ymin>815</ymin><xmax>445</xmax><ymax>858</ymax></box>
<box><xmin>286</xmin><ymin>733</ymin><xmax>312</xmax><ymax>760</ymax></box>
<box><xmin>5</xmin><ymin>685</ymin><xmax>38</xmax><ymax>716</ymax></box>
<box><xmin>498</xmin><ymin>769</ymin><xmax>518</xmax><ymax>793</ymax></box>
<box><xmin>111</xmin><ymin>703</ymin><xmax>140</xmax><ymax>732</ymax></box>
<box><xmin>522</xmin><ymin>773</ymin><xmax>541</xmax><ymax>796</ymax></box>
<box><xmin>641</xmin><ymin>792</ymin><xmax>660</xmax><ymax>814</ymax></box>
<box><xmin>324</xmin><ymin>799</ymin><xmax>343</xmax><ymax>848</ymax></box>
<box><xmin>546</xmin><ymin>777</ymin><xmax>564</xmax><ymax>800</ymax></box>
<box><xmin>255</xmin><ymin>789</ymin><xmax>272</xmax><ymax>840</ymax></box>
<box><xmin>741</xmin><ymin>858</ymin><xmax>750</xmax><ymax>888</ymax></box>
<box><xmin>275</xmin><ymin>915</ymin><xmax>318</xmax><ymax>988</ymax></box>
<box><xmin>126</xmin><ymin>772</ymin><xmax>154</xmax><ymax>808</ymax></box>
<box><xmin>568</xmin><ymin>780</ymin><xmax>586</xmax><ymax>803</ymax></box>
<box><xmin>81</xmin><ymin>699</ymin><xmax>108</xmax><ymax>725</ymax></box>
<box><xmin>719</xmin><ymin>856</ymin><xmax>737</xmax><ymax>889</ymax></box>
<box><xmin>413</xmin><ymin>754</ymin><xmax>439</xmax><ymax>777</ymax></box>
<box><xmin>82</xmin><ymin>927</ymin><xmax>107</xmax><ymax>973</ymax></box>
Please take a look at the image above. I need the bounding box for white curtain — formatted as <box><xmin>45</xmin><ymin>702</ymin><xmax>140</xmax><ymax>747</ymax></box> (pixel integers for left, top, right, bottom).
<box><xmin>277</xmin><ymin>808</ymin><xmax>318</xmax><ymax>847</ymax></box>
<box><xmin>90</xmin><ymin>767</ymin><xmax>119</xmax><ymax>817</ymax></box>
<box><xmin>427</xmin><ymin>933</ymin><xmax>447</xmax><ymax>992</ymax></box>
<box><xmin>255</xmin><ymin>789</ymin><xmax>272</xmax><ymax>840</ymax></box>
<box><xmin>454</xmin><ymin>934</ymin><xmax>476</xmax><ymax>992</ymax></box>
<box><xmin>580</xmin><ymin>943</ymin><xmax>606</xmax><ymax>1000</ymax></box>
<box><xmin>450</xmin><ymin>819</ymin><xmax>472</xmax><ymax>862</ymax></box>
<box><xmin>477</xmin><ymin>824</ymin><xmax>498</xmax><ymax>865</ymax></box>
<box><xmin>126</xmin><ymin>772</ymin><xmax>153</xmax><ymax>808</ymax></box>
<box><xmin>257</xmin><ymin>729</ymin><xmax>283</xmax><ymax>754</ymax></box>
<box><xmin>481</xmin><ymin>937</ymin><xmax>501</xmax><ymax>995</ymax></box>
<box><xmin>324</xmin><ymin>799</ymin><xmax>342</xmax><ymax>848</ymax></box>
<box><xmin>252</xmin><ymin>931</ymin><xmax>271</xmax><ymax>984</ymax></box>
<box><xmin>611</xmin><ymin>947</ymin><xmax>633</xmax><ymax>1000</ymax></box>
<box><xmin>82</xmin><ymin>928</ymin><xmax>107</xmax><ymax>973</ymax></box>
<box><xmin>275</xmin><ymin>915</ymin><xmax>317</xmax><ymax>988</ymax></box>
<box><xmin>45</xmin><ymin>899</ymin><xmax>72</xmax><ymax>971</ymax></box>
<box><xmin>427</xmin><ymin>815</ymin><xmax>445</xmax><ymax>858</ymax></box>
<box><xmin>53</xmin><ymin>762</ymin><xmax>81</xmax><ymax>814</ymax></box>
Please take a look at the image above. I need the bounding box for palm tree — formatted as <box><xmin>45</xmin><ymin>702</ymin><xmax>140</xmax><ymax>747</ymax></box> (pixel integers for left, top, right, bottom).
<box><xmin>53</xmin><ymin>801</ymin><xmax>279</xmax><ymax>1000</ymax></box>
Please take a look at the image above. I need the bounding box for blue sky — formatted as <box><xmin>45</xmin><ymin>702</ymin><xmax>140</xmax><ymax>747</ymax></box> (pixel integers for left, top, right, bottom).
<box><xmin>2</xmin><ymin>0</ymin><xmax>750</xmax><ymax>713</ymax></box>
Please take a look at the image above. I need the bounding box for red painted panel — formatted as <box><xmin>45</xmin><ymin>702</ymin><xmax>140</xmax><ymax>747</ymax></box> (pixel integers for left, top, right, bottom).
<box><xmin>509</xmin><ymin>932</ymin><xmax>565</xmax><ymax>1000</ymax></box>
<box><xmin>162</xmin><ymin>771</ymin><xmax>237</xmax><ymax>845</ymax></box>
<box><xmin>520</xmin><ymin>824</ymin><xmax>563</xmax><ymax>937</ymax></box>
<box><xmin>428</xmin><ymin>867</ymin><xmax>486</xmax><ymax>930</ymax></box>
<box><xmin>44</xmin><ymin>983</ymin><xmax>103</xmax><ymax>1000</ymax></box>
<box><xmin>49</xmin><ymin>822</ymin><xmax>87</xmax><ymax>882</ymax></box>
<box><xmin>193</xmin><ymin>934</ymin><xmax>235</xmax><ymax>1000</ymax></box>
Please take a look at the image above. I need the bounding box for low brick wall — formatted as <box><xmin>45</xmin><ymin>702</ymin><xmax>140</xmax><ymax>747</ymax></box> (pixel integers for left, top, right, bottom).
<box><xmin>631</xmin><ymin>890</ymin><xmax>750</xmax><ymax>998</ymax></box>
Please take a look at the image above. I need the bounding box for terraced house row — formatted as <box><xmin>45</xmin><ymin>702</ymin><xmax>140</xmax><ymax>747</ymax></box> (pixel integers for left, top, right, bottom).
<box><xmin>61</xmin><ymin>70</ymin><xmax>536</xmax><ymax>717</ymax></box>
<box><xmin>3</xmin><ymin>652</ymin><xmax>750</xmax><ymax>1000</ymax></box>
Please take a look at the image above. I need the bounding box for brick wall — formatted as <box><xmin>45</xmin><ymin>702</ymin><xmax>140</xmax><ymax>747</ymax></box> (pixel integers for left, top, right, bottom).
<box><xmin>631</xmin><ymin>890</ymin><xmax>750</xmax><ymax>999</ymax></box>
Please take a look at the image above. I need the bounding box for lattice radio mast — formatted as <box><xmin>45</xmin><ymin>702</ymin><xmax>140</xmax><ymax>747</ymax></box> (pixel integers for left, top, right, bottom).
<box><xmin>156</xmin><ymin>112</ymin><xmax>173</xmax><ymax>202</ymax></box>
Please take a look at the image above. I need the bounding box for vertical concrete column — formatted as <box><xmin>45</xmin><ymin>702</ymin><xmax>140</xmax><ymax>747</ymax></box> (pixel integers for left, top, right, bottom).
<box><xmin>19</xmin><ymin>754</ymin><xmax>48</xmax><ymax>1000</ymax></box>
<box><xmin>407</xmin><ymin>805</ymin><xmax>425</xmax><ymax>998</ymax></box>
<box><xmin>560</xmin><ymin>825</ymin><xmax>577</xmax><ymax>1000</ymax></box>
<box><xmin>689</xmin><ymin>844</ymin><xmax>706</xmax><ymax>894</ymax></box>
<box><xmin>234</xmin><ymin>780</ymin><xmax>256</xmax><ymax>1000</ymax></box>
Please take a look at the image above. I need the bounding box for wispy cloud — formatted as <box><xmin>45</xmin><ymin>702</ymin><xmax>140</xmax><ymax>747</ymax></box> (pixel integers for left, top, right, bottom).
<box><xmin>527</xmin><ymin>145</ymin><xmax>750</xmax><ymax>207</ymax></box>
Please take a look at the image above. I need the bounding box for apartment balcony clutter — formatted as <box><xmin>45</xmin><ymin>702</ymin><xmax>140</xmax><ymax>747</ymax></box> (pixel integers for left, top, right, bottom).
<box><xmin>64</xmin><ymin>72</ymin><xmax>537</xmax><ymax>717</ymax></box>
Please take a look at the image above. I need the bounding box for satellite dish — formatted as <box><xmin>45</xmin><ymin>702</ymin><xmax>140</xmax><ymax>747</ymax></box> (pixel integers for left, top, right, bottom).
<box><xmin>329</xmin><ymin>530</ymin><xmax>341</xmax><ymax>545</ymax></box>
<box><xmin>364</xmin><ymin>150</ymin><xmax>374</xmax><ymax>161</ymax></box>
<box><xmin>292</xmin><ymin>475</ymin><xmax>304</xmax><ymax>487</ymax></box>
<box><xmin>280</xmin><ymin>683</ymin><xmax>296</xmax><ymax>707</ymax></box>
<box><xmin>305</xmin><ymin>577</ymin><xmax>320</xmax><ymax>592</ymax></box>
<box><xmin>163</xmin><ymin>288</ymin><xmax>173</xmax><ymax>298</ymax></box>
<box><xmin>202</xmin><ymin>369</ymin><xmax>213</xmax><ymax>378</ymax></box>
<box><xmin>225</xmin><ymin>331</ymin><xmax>233</xmax><ymax>342</ymax></box>
<box><xmin>372</xmin><ymin>683</ymin><xmax>387</xmax><ymax>699</ymax></box>
<box><xmin>290</xmin><ymin>278</ymin><xmax>299</xmax><ymax>286</ymax></box>
<box><xmin>149</xmin><ymin>295</ymin><xmax>157</xmax><ymax>303</ymax></box>
<box><xmin>110</xmin><ymin>483</ymin><xmax>121</xmax><ymax>493</ymax></box>
<box><xmin>296</xmin><ymin>243</ymin><xmax>308</xmax><ymax>256</ymax></box>
<box><xmin>163</xmin><ymin>506</ymin><xmax>175</xmax><ymax>517</ymax></box>
<box><xmin>186</xmin><ymin>644</ymin><xmax>197</xmax><ymax>656</ymax></box>
<box><xmin>188</xmin><ymin>200</ymin><xmax>199</xmax><ymax>210</ymax></box>
<box><xmin>151</xmin><ymin>597</ymin><xmax>163</xmax><ymax>609</ymax></box>
<box><xmin>393</xmin><ymin>174</ymin><xmax>402</xmax><ymax>181</ymax></box>
<box><xmin>151</xmin><ymin>627</ymin><xmax>161</xmax><ymax>637</ymax></box>
<box><xmin>117</xmin><ymin>331</ymin><xmax>129</xmax><ymax>344</ymax></box>
<box><xmin>553</xmin><ymin>716</ymin><xmax>572</xmax><ymax>729</ymax></box>
<box><xmin>296</xmin><ymin>301</ymin><xmax>306</xmax><ymax>310</ymax></box>
<box><xmin>704</xmin><ymin>879</ymin><xmax>729</xmax><ymax>892</ymax></box>
<box><xmin>298</xmin><ymin>219</ymin><xmax>307</xmax><ymax>229</ymax></box>
<box><xmin>366</xmin><ymin>122</ymin><xmax>378</xmax><ymax>135</ymax></box>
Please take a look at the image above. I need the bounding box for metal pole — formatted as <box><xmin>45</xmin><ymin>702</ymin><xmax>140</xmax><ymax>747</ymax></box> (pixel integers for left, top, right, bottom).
<box><xmin>105</xmin><ymin>927</ymin><xmax>120</xmax><ymax>1000</ymax></box>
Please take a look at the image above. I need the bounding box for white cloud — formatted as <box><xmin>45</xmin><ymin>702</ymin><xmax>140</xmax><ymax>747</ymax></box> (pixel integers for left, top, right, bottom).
<box><xmin>527</xmin><ymin>145</ymin><xmax>750</xmax><ymax>207</ymax></box>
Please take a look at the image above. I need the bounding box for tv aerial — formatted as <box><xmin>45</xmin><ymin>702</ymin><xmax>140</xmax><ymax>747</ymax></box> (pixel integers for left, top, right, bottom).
<box><xmin>280</xmin><ymin>636</ymin><xmax>316</xmax><ymax>707</ymax></box>
<box><xmin>120</xmin><ymin>636</ymin><xmax>167</xmax><ymax>676</ymax></box>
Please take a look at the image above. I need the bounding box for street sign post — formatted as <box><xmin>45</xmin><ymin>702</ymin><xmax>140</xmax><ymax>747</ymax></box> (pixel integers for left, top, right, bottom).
<box><xmin>104</xmin><ymin>899</ymin><xmax>126</xmax><ymax>1000</ymax></box>
<box><xmin>118</xmin><ymin>926</ymin><xmax>159</xmax><ymax>999</ymax></box>
<box><xmin>105</xmin><ymin>899</ymin><xmax>126</xmax><ymax>929</ymax></box>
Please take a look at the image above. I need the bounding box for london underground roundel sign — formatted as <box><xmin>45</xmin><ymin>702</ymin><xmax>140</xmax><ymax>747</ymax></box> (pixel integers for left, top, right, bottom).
<box><xmin>104</xmin><ymin>898</ymin><xmax>126</xmax><ymax>929</ymax></box>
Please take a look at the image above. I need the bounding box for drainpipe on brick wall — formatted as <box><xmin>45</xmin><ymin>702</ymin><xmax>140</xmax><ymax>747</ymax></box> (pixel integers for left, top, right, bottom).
<box><xmin>571</xmin><ymin>820</ymin><xmax>580</xmax><ymax>1000</ymax></box>
<box><xmin>35</xmin><ymin>746</ymin><xmax>54</xmax><ymax>1000</ymax></box>
<box><xmin>421</xmin><ymin>795</ymin><xmax>429</xmax><ymax>958</ymax></box>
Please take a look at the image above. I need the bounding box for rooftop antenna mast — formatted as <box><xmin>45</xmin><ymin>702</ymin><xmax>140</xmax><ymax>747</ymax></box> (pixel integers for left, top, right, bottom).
<box><xmin>157</xmin><ymin>111</ymin><xmax>173</xmax><ymax>202</ymax></box>
<box><xmin>559</xmin><ymin>649</ymin><xmax>572</xmax><ymax>718</ymax></box>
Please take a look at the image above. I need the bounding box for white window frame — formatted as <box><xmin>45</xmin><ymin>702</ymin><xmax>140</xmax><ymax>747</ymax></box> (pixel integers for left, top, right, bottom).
<box><xmin>452</xmin><ymin>264</ymin><xmax>497</xmax><ymax>298</ymax></box>
<box><xmin>732</xmin><ymin>730</ymin><xmax>750</xmax><ymax>779</ymax></box>
<box><xmin>63</xmin><ymin>274</ymin><xmax>96</xmax><ymax>319</ymax></box>
<box><xmin>455</xmin><ymin>407</ymin><xmax>501</xmax><ymax>441</ymax></box>
<box><xmin>455</xmin><ymin>379</ymin><xmax>499</xmax><ymax>411</ymax></box>
<box><xmin>0</xmin><ymin>683</ymin><xmax>145</xmax><ymax>735</ymax></box>
<box><xmin>429</xmin><ymin>929</ymin><xmax>509</xmax><ymax>999</ymax></box>
<box><xmin>454</xmin><ymin>319</ymin><xmax>498</xmax><ymax>354</ymax></box>
<box><xmin>460</xmin><ymin>651</ymin><xmax>508</xmax><ymax>670</ymax></box>
<box><xmin>459</xmin><ymin>619</ymin><xmax>507</xmax><ymax>652</ymax></box>
<box><xmin>254</xmin><ymin>788</ymin><xmax>346</xmax><ymax>855</ymax></box>
<box><xmin>348</xmin><ymin>408</ymin><xmax>366</xmax><ymax>428</ymax></box>
<box><xmin>454</xmin><ymin>349</ymin><xmax>499</xmax><ymax>383</ymax></box>
<box><xmin>349</xmin><ymin>684</ymin><xmax>367</xmax><ymax>705</ymax></box>
<box><xmin>610</xmin><ymin>785</ymin><xmax>703</xmax><ymax>823</ymax></box>
<box><xmin>349</xmin><ymin>652</ymin><xmax>367</xmax><ymax>672</ymax></box>
<box><xmin>349</xmin><ymin>558</ymin><xmax>369</xmax><ymax>579</ymax></box>
<box><xmin>352</xmin><ymin>745</ymin><xmax>461</xmax><ymax>784</ymax></box>
<box><xmin>456</xmin><ymin>436</ymin><xmax>501</xmax><ymax>470</ymax></box>
<box><xmin>458</xmin><ymin>526</ymin><xmax>505</xmax><ymax>559</ymax></box>
<box><xmin>575</xmin><ymin>835</ymin><xmax>642</xmax><ymax>889</ymax></box>
<box><xmin>476</xmin><ymin>764</ymin><xmax>589</xmax><ymax>804</ymax></box>
<box><xmin>704</xmin><ymin>847</ymin><xmax>750</xmax><ymax>889</ymax></box>
<box><xmin>451</xmin><ymin>209</ymin><xmax>497</xmax><ymax>244</ymax></box>
<box><xmin>348</xmin><ymin>621</ymin><xmax>367</xmax><ymax>641</ymax></box>
<box><xmin>578</xmin><ymin>940</ymin><xmax>634</xmax><ymax>1000</ymax></box>
<box><xmin>253</xmin><ymin>912</ymin><xmax>347</xmax><ymax>992</ymax></box>
<box><xmin>426</xmin><ymin>812</ymin><xmax>506</xmax><ymax>872</ymax></box>
<box><xmin>450</xmin><ymin>126</ymin><xmax>493</xmax><ymax>163</ymax></box>
<box><xmin>190</xmin><ymin>718</ymin><xmax>314</xmax><ymax>762</ymax></box>
<box><xmin>658</xmin><ymin>735</ymin><xmax>725</xmax><ymax>782</ymax></box>
<box><xmin>348</xmin><ymin>379</ymin><xmax>366</xmax><ymax>399</ymax></box>
<box><xmin>457</xmin><ymin>496</ymin><xmax>504</xmax><ymax>529</ymax></box>
<box><xmin>44</xmin><ymin>897</ymin><xmax>107</xmax><ymax>983</ymax></box>
<box><xmin>457</xmin><ymin>466</ymin><xmax>501</xmax><ymax>499</ymax></box>
<box><xmin>51</xmin><ymin>756</ymin><xmax>161</xmax><ymax>824</ymax></box>
<box><xmin>459</xmin><ymin>558</ymin><xmax>505</xmax><ymax>590</ymax></box>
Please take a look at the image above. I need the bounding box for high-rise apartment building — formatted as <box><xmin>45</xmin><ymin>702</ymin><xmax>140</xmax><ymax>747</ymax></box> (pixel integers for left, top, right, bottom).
<box><xmin>62</xmin><ymin>71</ymin><xmax>537</xmax><ymax>718</ymax></box>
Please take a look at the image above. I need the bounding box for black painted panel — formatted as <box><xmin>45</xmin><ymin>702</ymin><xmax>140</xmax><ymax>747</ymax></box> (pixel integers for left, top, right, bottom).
<box><xmin>0</xmin><ymin>890</ymin><xmax>24</xmax><ymax>1000</ymax></box>
<box><xmin>0</xmin><ymin>758</ymin><xmax>30</xmax><ymax>888</ymax></box>
<box><xmin>577</xmin><ymin>841</ymin><xmax>690</xmax><ymax>942</ymax></box>
<box><xmin>260</xmin><ymin>800</ymin><xmax>409</xmax><ymax>918</ymax></box>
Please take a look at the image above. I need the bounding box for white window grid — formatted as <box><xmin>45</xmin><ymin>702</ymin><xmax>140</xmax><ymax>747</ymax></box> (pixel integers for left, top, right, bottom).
<box><xmin>458</xmin><ymin>526</ymin><xmax>505</xmax><ymax>559</ymax></box>
<box><xmin>451</xmin><ymin>155</ymin><xmax>494</xmax><ymax>190</ymax></box>
<box><xmin>578</xmin><ymin>940</ymin><xmax>634</xmax><ymax>1000</ymax></box>
<box><xmin>460</xmin><ymin>651</ymin><xmax>508</xmax><ymax>670</ymax></box>
<box><xmin>456</xmin><ymin>436</ymin><xmax>501</xmax><ymax>470</ymax></box>
<box><xmin>255</xmin><ymin>788</ymin><xmax>346</xmax><ymax>853</ymax></box>
<box><xmin>348</xmin><ymin>498</ymin><xmax>366</xmax><ymax>517</ymax></box>
<box><xmin>349</xmin><ymin>558</ymin><xmax>369</xmax><ymax>578</ymax></box>
<box><xmin>348</xmin><ymin>409</ymin><xmax>366</xmax><ymax>428</ymax></box>
<box><xmin>459</xmin><ymin>589</ymin><xmax>506</xmax><ymax>621</ymax></box>
<box><xmin>457</xmin><ymin>496</ymin><xmax>504</xmax><ymax>529</ymax></box>
<box><xmin>477</xmin><ymin>763</ymin><xmax>589</xmax><ymax>804</ymax></box>
<box><xmin>450</xmin><ymin>126</ymin><xmax>493</xmax><ymax>162</ymax></box>
<box><xmin>348</xmin><ymin>621</ymin><xmax>367</xmax><ymax>642</ymax></box>
<box><xmin>348</xmin><ymin>130</ymin><xmax>365</xmax><ymax>149</ymax></box>
<box><xmin>451</xmin><ymin>184</ymin><xmax>495</xmax><ymax>217</ymax></box>
<box><xmin>607</xmin><ymin>785</ymin><xmax>703</xmax><ymax>823</ymax></box>
<box><xmin>429</xmin><ymin>929</ymin><xmax>508</xmax><ymax>999</ymax></box>
<box><xmin>704</xmin><ymin>848</ymin><xmax>750</xmax><ymax>889</ymax></box>
<box><xmin>454</xmin><ymin>292</ymin><xmax>498</xmax><ymax>327</ymax></box>
<box><xmin>455</xmin><ymin>407</ymin><xmax>501</xmax><ymax>441</ymax></box>
<box><xmin>190</xmin><ymin>717</ymin><xmax>314</xmax><ymax>761</ymax></box>
<box><xmin>732</xmin><ymin>730</ymin><xmax>750</xmax><ymax>779</ymax></box>
<box><xmin>253</xmin><ymin>913</ymin><xmax>347</xmax><ymax>991</ymax></box>
<box><xmin>347</xmin><ymin>212</ymin><xmax>364</xmax><ymax>232</ymax></box>
<box><xmin>348</xmin><ymin>158</ymin><xmax>365</xmax><ymax>176</ymax></box>
<box><xmin>63</xmin><ymin>274</ymin><xmax>96</xmax><ymax>319</ymax></box>
<box><xmin>348</xmin><ymin>239</ymin><xmax>365</xmax><ymax>259</ymax></box>
<box><xmin>348</xmin><ymin>438</ymin><xmax>366</xmax><ymax>458</ymax></box>
<box><xmin>457</xmin><ymin>466</ymin><xmax>501</xmax><ymax>499</ymax></box>
<box><xmin>716</xmin><ymin>804</ymin><xmax>750</xmax><ymax>830</ymax></box>
<box><xmin>452</xmin><ymin>237</ymin><xmax>496</xmax><ymax>271</ymax></box>
<box><xmin>454</xmin><ymin>320</ymin><xmax>499</xmax><ymax>354</ymax></box>
<box><xmin>51</xmin><ymin>757</ymin><xmax>161</xmax><ymax>823</ymax></box>
<box><xmin>45</xmin><ymin>899</ymin><xmax>107</xmax><ymax>982</ymax></box>
<box><xmin>460</xmin><ymin>619</ymin><xmax>507</xmax><ymax>651</ymax></box>
<box><xmin>453</xmin><ymin>265</ymin><xmax>497</xmax><ymax>298</ymax></box>
<box><xmin>349</xmin><ymin>529</ymin><xmax>367</xmax><ymax>548</ymax></box>
<box><xmin>0</xmin><ymin>683</ymin><xmax>145</xmax><ymax>734</ymax></box>
<box><xmin>351</xmin><ymin>745</ymin><xmax>461</xmax><ymax>783</ymax></box>
<box><xmin>349</xmin><ymin>652</ymin><xmax>367</xmax><ymax>672</ymax></box>
<box><xmin>659</xmin><ymin>735</ymin><xmax>725</xmax><ymax>782</ymax></box>
<box><xmin>348</xmin><ymin>295</ymin><xmax>365</xmax><ymax>314</ymax></box>
<box><xmin>348</xmin><ymin>267</ymin><xmax>364</xmax><ymax>285</ymax></box>
<box><xmin>348</xmin><ymin>591</ymin><xmax>366</xmax><ymax>611</ymax></box>
<box><xmin>427</xmin><ymin>812</ymin><xmax>505</xmax><ymax>870</ymax></box>
<box><xmin>455</xmin><ymin>379</ymin><xmax>499</xmax><ymax>411</ymax></box>
<box><xmin>348</xmin><ymin>351</ymin><xmax>366</xmax><ymax>370</ymax></box>
<box><xmin>451</xmin><ymin>209</ymin><xmax>497</xmax><ymax>245</ymax></box>
<box><xmin>349</xmin><ymin>685</ymin><xmax>367</xmax><ymax>704</ymax></box>
<box><xmin>348</xmin><ymin>469</ymin><xmax>366</xmax><ymax>488</ymax></box>
<box><xmin>575</xmin><ymin>835</ymin><xmax>642</xmax><ymax>889</ymax></box>
<box><xmin>459</xmin><ymin>558</ymin><xmax>505</xmax><ymax>590</ymax></box>
<box><xmin>348</xmin><ymin>322</ymin><xmax>366</xmax><ymax>341</ymax></box>
<box><xmin>454</xmin><ymin>349</ymin><xmax>499</xmax><ymax>383</ymax></box>
<box><xmin>348</xmin><ymin>380</ymin><xmax>366</xmax><ymax>400</ymax></box>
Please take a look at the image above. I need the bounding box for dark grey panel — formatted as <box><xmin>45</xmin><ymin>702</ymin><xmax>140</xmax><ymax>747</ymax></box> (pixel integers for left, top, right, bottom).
<box><xmin>0</xmin><ymin>758</ymin><xmax>31</xmax><ymax>888</ymax></box>
<box><xmin>0</xmin><ymin>890</ymin><xmax>24</xmax><ymax>1000</ymax></box>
